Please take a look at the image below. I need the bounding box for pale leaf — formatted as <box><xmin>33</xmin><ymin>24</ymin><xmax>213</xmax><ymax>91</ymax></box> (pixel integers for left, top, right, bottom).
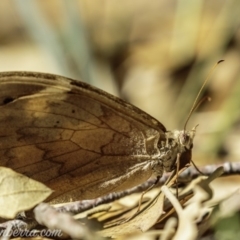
<box><xmin>0</xmin><ymin>167</ymin><xmax>52</xmax><ymax>219</ymax></box>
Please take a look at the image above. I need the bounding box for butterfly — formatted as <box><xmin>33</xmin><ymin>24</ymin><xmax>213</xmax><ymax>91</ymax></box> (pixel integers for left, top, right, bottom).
<box><xmin>0</xmin><ymin>71</ymin><xmax>196</xmax><ymax>203</ymax></box>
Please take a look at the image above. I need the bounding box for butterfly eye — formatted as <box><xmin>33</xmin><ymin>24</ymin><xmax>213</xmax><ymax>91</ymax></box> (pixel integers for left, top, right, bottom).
<box><xmin>180</xmin><ymin>132</ymin><xmax>190</xmax><ymax>146</ymax></box>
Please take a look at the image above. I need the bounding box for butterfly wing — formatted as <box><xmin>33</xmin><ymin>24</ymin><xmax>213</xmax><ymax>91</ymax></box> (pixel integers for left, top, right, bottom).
<box><xmin>0</xmin><ymin>72</ymin><xmax>166</xmax><ymax>203</ymax></box>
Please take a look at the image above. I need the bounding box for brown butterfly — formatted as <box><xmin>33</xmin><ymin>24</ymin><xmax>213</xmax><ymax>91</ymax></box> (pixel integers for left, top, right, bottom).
<box><xmin>0</xmin><ymin>71</ymin><xmax>196</xmax><ymax>203</ymax></box>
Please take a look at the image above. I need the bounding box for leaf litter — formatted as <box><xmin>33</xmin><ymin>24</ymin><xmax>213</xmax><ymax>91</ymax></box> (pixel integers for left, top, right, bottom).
<box><xmin>89</xmin><ymin>167</ymin><xmax>224</xmax><ymax>239</ymax></box>
<box><xmin>1</xmin><ymin>165</ymin><xmax>240</xmax><ymax>239</ymax></box>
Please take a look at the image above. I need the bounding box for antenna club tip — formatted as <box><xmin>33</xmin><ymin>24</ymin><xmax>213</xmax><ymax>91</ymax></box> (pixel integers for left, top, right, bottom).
<box><xmin>217</xmin><ymin>60</ymin><xmax>224</xmax><ymax>64</ymax></box>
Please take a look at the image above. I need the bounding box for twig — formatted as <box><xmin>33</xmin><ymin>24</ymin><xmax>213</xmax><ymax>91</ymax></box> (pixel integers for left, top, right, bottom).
<box><xmin>34</xmin><ymin>203</ymin><xmax>100</xmax><ymax>240</ymax></box>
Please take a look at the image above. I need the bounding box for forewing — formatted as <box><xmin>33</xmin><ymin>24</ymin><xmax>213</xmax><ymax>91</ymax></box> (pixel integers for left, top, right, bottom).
<box><xmin>0</xmin><ymin>72</ymin><xmax>166</xmax><ymax>203</ymax></box>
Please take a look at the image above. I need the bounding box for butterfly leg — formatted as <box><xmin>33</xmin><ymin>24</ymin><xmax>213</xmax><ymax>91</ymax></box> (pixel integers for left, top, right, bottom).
<box><xmin>175</xmin><ymin>153</ymin><xmax>181</xmax><ymax>198</ymax></box>
<box><xmin>136</xmin><ymin>176</ymin><xmax>160</xmax><ymax>213</ymax></box>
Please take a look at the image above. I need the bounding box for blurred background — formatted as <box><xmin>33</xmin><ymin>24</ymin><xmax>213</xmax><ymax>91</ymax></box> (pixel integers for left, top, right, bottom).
<box><xmin>1</xmin><ymin>0</ymin><xmax>240</xmax><ymax>166</ymax></box>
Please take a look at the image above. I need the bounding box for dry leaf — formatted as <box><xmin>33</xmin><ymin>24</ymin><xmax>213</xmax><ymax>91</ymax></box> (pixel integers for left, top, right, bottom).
<box><xmin>99</xmin><ymin>188</ymin><xmax>165</xmax><ymax>238</ymax></box>
<box><xmin>0</xmin><ymin>167</ymin><xmax>52</xmax><ymax>219</ymax></box>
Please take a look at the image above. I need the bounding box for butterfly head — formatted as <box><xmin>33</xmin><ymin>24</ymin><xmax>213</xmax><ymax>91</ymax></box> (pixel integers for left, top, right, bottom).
<box><xmin>159</xmin><ymin>125</ymin><xmax>198</xmax><ymax>172</ymax></box>
<box><xmin>178</xmin><ymin>124</ymin><xmax>198</xmax><ymax>150</ymax></box>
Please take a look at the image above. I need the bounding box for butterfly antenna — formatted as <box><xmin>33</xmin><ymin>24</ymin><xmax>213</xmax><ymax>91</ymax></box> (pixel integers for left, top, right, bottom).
<box><xmin>183</xmin><ymin>60</ymin><xmax>224</xmax><ymax>132</ymax></box>
<box><xmin>191</xmin><ymin>96</ymin><xmax>212</xmax><ymax>115</ymax></box>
